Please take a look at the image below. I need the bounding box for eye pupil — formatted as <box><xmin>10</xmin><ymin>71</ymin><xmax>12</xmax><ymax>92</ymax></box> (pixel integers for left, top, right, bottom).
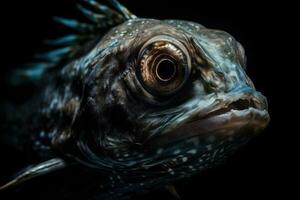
<box><xmin>155</xmin><ymin>59</ymin><xmax>177</xmax><ymax>82</ymax></box>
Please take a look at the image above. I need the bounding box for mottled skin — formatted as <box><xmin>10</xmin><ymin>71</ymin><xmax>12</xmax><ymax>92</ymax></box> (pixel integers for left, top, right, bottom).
<box><xmin>2</xmin><ymin>18</ymin><xmax>269</xmax><ymax>199</ymax></box>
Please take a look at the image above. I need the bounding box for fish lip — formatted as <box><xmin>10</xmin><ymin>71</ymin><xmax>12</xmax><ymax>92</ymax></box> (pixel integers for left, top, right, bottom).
<box><xmin>147</xmin><ymin>88</ymin><xmax>270</xmax><ymax>146</ymax></box>
<box><xmin>179</xmin><ymin>107</ymin><xmax>270</xmax><ymax>137</ymax></box>
<box><xmin>148</xmin><ymin>107</ymin><xmax>270</xmax><ymax>147</ymax></box>
<box><xmin>189</xmin><ymin>94</ymin><xmax>268</xmax><ymax>124</ymax></box>
<box><xmin>176</xmin><ymin>91</ymin><xmax>270</xmax><ymax>137</ymax></box>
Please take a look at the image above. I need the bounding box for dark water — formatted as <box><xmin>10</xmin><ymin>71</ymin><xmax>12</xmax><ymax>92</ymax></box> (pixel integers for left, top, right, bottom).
<box><xmin>0</xmin><ymin>0</ymin><xmax>296</xmax><ymax>199</ymax></box>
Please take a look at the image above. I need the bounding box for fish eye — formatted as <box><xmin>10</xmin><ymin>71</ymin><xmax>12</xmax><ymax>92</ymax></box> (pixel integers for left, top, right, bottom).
<box><xmin>137</xmin><ymin>35</ymin><xmax>191</xmax><ymax>97</ymax></box>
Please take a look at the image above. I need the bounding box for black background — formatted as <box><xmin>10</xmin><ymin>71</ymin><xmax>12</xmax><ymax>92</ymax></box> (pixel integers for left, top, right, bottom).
<box><xmin>0</xmin><ymin>0</ymin><xmax>297</xmax><ymax>199</ymax></box>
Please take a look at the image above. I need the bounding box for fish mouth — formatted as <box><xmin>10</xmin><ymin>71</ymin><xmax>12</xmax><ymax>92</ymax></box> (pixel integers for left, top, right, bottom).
<box><xmin>149</xmin><ymin>90</ymin><xmax>270</xmax><ymax>146</ymax></box>
<box><xmin>178</xmin><ymin>100</ymin><xmax>269</xmax><ymax>138</ymax></box>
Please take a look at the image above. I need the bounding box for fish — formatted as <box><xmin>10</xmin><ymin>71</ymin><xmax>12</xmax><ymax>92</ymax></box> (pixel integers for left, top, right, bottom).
<box><xmin>0</xmin><ymin>0</ymin><xmax>270</xmax><ymax>199</ymax></box>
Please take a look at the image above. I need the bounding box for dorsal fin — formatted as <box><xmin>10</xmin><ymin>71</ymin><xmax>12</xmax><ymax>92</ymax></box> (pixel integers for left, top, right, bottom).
<box><xmin>41</xmin><ymin>0</ymin><xmax>136</xmax><ymax>65</ymax></box>
<box><xmin>9</xmin><ymin>0</ymin><xmax>136</xmax><ymax>85</ymax></box>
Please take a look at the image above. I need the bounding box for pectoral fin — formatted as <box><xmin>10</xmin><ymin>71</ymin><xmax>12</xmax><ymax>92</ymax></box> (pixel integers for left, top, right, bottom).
<box><xmin>0</xmin><ymin>158</ymin><xmax>66</xmax><ymax>191</ymax></box>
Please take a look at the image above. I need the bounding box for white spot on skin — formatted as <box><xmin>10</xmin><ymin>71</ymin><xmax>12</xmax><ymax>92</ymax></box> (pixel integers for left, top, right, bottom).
<box><xmin>182</xmin><ymin>157</ymin><xmax>188</xmax><ymax>162</ymax></box>
<box><xmin>173</xmin><ymin>149</ymin><xmax>181</xmax><ymax>155</ymax></box>
<box><xmin>40</xmin><ymin>131</ymin><xmax>45</xmax><ymax>137</ymax></box>
<box><xmin>124</xmin><ymin>153</ymin><xmax>129</xmax><ymax>157</ymax></box>
<box><xmin>187</xmin><ymin>149</ymin><xmax>197</xmax><ymax>154</ymax></box>
<box><xmin>168</xmin><ymin>168</ymin><xmax>175</xmax><ymax>175</ymax></box>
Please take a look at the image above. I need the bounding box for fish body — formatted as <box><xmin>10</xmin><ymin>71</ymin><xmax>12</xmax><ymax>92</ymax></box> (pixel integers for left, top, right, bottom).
<box><xmin>0</xmin><ymin>0</ymin><xmax>269</xmax><ymax>199</ymax></box>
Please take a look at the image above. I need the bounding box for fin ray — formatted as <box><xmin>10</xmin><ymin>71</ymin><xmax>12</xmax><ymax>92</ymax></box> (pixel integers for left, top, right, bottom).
<box><xmin>53</xmin><ymin>17</ymin><xmax>94</xmax><ymax>32</ymax></box>
<box><xmin>77</xmin><ymin>4</ymin><xmax>106</xmax><ymax>24</ymax></box>
<box><xmin>34</xmin><ymin>47</ymin><xmax>72</xmax><ymax>62</ymax></box>
<box><xmin>107</xmin><ymin>0</ymin><xmax>136</xmax><ymax>19</ymax></box>
<box><xmin>44</xmin><ymin>35</ymin><xmax>81</xmax><ymax>46</ymax></box>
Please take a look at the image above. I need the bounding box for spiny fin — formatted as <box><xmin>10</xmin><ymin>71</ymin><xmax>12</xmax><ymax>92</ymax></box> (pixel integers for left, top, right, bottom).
<box><xmin>8</xmin><ymin>0</ymin><xmax>136</xmax><ymax>85</ymax></box>
<box><xmin>106</xmin><ymin>0</ymin><xmax>136</xmax><ymax>19</ymax></box>
<box><xmin>165</xmin><ymin>185</ymin><xmax>182</xmax><ymax>200</ymax></box>
<box><xmin>76</xmin><ymin>4</ymin><xmax>106</xmax><ymax>24</ymax></box>
<box><xmin>44</xmin><ymin>35</ymin><xmax>82</xmax><ymax>46</ymax></box>
<box><xmin>81</xmin><ymin>0</ymin><xmax>121</xmax><ymax>19</ymax></box>
<box><xmin>44</xmin><ymin>0</ymin><xmax>136</xmax><ymax>69</ymax></box>
<box><xmin>0</xmin><ymin>158</ymin><xmax>66</xmax><ymax>191</ymax></box>
<box><xmin>53</xmin><ymin>16</ymin><xmax>94</xmax><ymax>32</ymax></box>
<box><xmin>34</xmin><ymin>47</ymin><xmax>72</xmax><ymax>62</ymax></box>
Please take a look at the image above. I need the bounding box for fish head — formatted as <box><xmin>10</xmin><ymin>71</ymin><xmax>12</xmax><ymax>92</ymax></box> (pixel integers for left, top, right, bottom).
<box><xmin>65</xmin><ymin>19</ymin><xmax>269</xmax><ymax>178</ymax></box>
